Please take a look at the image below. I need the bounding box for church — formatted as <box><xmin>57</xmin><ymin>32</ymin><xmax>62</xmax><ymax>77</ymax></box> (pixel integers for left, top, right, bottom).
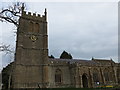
<box><xmin>3</xmin><ymin>8</ymin><xmax>120</xmax><ymax>89</ymax></box>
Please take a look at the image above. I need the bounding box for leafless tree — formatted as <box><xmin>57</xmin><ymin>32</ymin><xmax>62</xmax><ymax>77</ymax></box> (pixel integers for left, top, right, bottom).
<box><xmin>0</xmin><ymin>2</ymin><xmax>26</xmax><ymax>89</ymax></box>
<box><xmin>0</xmin><ymin>2</ymin><xmax>26</xmax><ymax>53</ymax></box>
<box><xmin>0</xmin><ymin>2</ymin><xmax>26</xmax><ymax>27</ymax></box>
<box><xmin>0</xmin><ymin>2</ymin><xmax>26</xmax><ymax>63</ymax></box>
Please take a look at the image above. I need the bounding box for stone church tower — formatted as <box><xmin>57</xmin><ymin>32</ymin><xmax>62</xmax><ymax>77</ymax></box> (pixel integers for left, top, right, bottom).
<box><xmin>12</xmin><ymin>8</ymin><xmax>49</xmax><ymax>89</ymax></box>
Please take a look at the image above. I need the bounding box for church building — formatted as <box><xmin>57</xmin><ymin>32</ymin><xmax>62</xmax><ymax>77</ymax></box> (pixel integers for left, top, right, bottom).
<box><xmin>4</xmin><ymin>8</ymin><xmax>120</xmax><ymax>89</ymax></box>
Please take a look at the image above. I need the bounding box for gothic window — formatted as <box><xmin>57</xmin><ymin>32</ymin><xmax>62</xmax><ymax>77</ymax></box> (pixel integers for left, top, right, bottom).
<box><xmin>104</xmin><ymin>72</ymin><xmax>109</xmax><ymax>81</ymax></box>
<box><xmin>93</xmin><ymin>69</ymin><xmax>99</xmax><ymax>84</ymax></box>
<box><xmin>29</xmin><ymin>22</ymin><xmax>39</xmax><ymax>33</ymax></box>
<box><xmin>34</xmin><ymin>23</ymin><xmax>39</xmax><ymax>33</ymax></box>
<box><xmin>109</xmin><ymin>71</ymin><xmax>113</xmax><ymax>81</ymax></box>
<box><xmin>104</xmin><ymin>68</ymin><xmax>111</xmax><ymax>82</ymax></box>
<box><xmin>93</xmin><ymin>73</ymin><xmax>99</xmax><ymax>82</ymax></box>
<box><xmin>29</xmin><ymin>22</ymin><xmax>34</xmax><ymax>32</ymax></box>
<box><xmin>55</xmin><ymin>69</ymin><xmax>62</xmax><ymax>83</ymax></box>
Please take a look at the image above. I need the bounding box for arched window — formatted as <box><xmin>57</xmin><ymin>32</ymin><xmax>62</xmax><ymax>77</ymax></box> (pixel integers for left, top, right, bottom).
<box><xmin>34</xmin><ymin>23</ymin><xmax>39</xmax><ymax>33</ymax></box>
<box><xmin>29</xmin><ymin>22</ymin><xmax>39</xmax><ymax>33</ymax></box>
<box><xmin>93</xmin><ymin>69</ymin><xmax>99</xmax><ymax>84</ymax></box>
<box><xmin>104</xmin><ymin>72</ymin><xmax>109</xmax><ymax>81</ymax></box>
<box><xmin>55</xmin><ymin>69</ymin><xmax>62</xmax><ymax>83</ymax></box>
<box><xmin>93</xmin><ymin>72</ymin><xmax>99</xmax><ymax>82</ymax></box>
<box><xmin>109</xmin><ymin>71</ymin><xmax>113</xmax><ymax>81</ymax></box>
<box><xmin>29</xmin><ymin>22</ymin><xmax>34</xmax><ymax>32</ymax></box>
<box><xmin>104</xmin><ymin>69</ymin><xmax>110</xmax><ymax>82</ymax></box>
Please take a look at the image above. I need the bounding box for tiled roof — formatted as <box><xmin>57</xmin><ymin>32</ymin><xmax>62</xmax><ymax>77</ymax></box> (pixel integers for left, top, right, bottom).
<box><xmin>48</xmin><ymin>58</ymin><xmax>99</xmax><ymax>66</ymax></box>
<box><xmin>48</xmin><ymin>58</ymin><xmax>116</xmax><ymax>66</ymax></box>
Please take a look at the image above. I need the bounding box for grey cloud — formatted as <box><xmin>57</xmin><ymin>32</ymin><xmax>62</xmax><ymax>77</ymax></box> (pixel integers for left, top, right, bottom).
<box><xmin>1</xmin><ymin>2</ymin><xmax>118</xmax><ymax>68</ymax></box>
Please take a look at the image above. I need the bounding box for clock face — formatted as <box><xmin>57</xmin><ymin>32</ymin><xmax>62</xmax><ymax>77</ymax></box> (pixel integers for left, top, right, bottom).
<box><xmin>30</xmin><ymin>35</ymin><xmax>37</xmax><ymax>41</ymax></box>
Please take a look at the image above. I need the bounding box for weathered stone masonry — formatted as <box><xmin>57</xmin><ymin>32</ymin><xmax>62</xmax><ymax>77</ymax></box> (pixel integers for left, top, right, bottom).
<box><xmin>11</xmin><ymin>9</ymin><xmax>120</xmax><ymax>89</ymax></box>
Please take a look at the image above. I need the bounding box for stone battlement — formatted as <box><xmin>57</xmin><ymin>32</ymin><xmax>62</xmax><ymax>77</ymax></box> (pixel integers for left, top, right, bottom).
<box><xmin>21</xmin><ymin>9</ymin><xmax>47</xmax><ymax>22</ymax></box>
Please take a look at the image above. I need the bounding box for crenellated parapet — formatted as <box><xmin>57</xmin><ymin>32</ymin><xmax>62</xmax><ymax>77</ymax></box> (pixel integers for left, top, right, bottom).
<box><xmin>21</xmin><ymin>9</ymin><xmax>47</xmax><ymax>22</ymax></box>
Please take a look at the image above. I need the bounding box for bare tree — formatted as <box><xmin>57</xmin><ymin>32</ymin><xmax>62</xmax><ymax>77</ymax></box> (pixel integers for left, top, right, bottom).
<box><xmin>0</xmin><ymin>2</ymin><xmax>27</xmax><ymax>63</ymax></box>
<box><xmin>0</xmin><ymin>2</ymin><xmax>26</xmax><ymax>53</ymax></box>
<box><xmin>0</xmin><ymin>2</ymin><xmax>26</xmax><ymax>27</ymax></box>
<box><xmin>0</xmin><ymin>2</ymin><xmax>27</xmax><ymax>89</ymax></box>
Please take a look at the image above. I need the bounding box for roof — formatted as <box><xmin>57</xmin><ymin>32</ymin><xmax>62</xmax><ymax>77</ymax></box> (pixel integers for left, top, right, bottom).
<box><xmin>49</xmin><ymin>58</ymin><xmax>99</xmax><ymax>66</ymax></box>
<box><xmin>48</xmin><ymin>58</ymin><xmax>115</xmax><ymax>66</ymax></box>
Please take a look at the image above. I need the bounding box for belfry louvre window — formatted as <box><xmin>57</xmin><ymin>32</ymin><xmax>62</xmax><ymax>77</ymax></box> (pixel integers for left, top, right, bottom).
<box><xmin>29</xmin><ymin>22</ymin><xmax>39</xmax><ymax>33</ymax></box>
<box><xmin>55</xmin><ymin>69</ymin><xmax>62</xmax><ymax>83</ymax></box>
<box><xmin>29</xmin><ymin>22</ymin><xmax>33</xmax><ymax>32</ymax></box>
<box><xmin>34</xmin><ymin>23</ymin><xmax>39</xmax><ymax>33</ymax></box>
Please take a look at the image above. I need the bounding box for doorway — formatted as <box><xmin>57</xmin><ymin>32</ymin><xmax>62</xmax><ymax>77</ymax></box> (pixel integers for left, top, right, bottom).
<box><xmin>82</xmin><ymin>74</ymin><xmax>88</xmax><ymax>88</ymax></box>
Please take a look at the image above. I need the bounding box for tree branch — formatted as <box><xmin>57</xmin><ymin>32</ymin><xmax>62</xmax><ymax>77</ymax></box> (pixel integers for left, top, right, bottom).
<box><xmin>0</xmin><ymin>15</ymin><xmax>18</xmax><ymax>26</ymax></box>
<box><xmin>0</xmin><ymin>2</ymin><xmax>25</xmax><ymax>27</ymax></box>
<box><xmin>0</xmin><ymin>44</ymin><xmax>14</xmax><ymax>53</ymax></box>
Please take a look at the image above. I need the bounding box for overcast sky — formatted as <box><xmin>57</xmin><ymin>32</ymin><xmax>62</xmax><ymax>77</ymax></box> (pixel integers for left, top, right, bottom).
<box><xmin>0</xmin><ymin>1</ymin><xmax>119</xmax><ymax>68</ymax></box>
